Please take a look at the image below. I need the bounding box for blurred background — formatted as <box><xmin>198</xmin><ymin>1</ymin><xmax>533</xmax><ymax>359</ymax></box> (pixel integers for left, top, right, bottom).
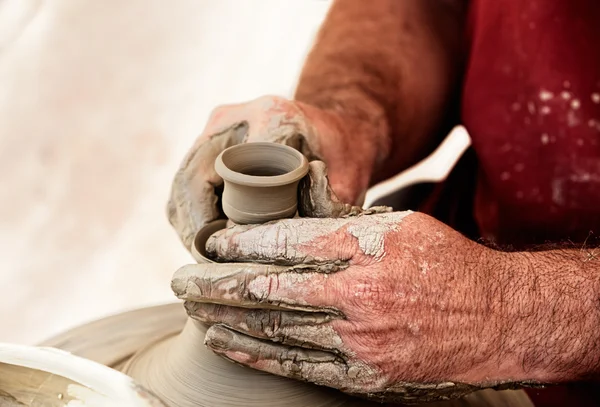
<box><xmin>0</xmin><ymin>0</ymin><xmax>332</xmax><ymax>344</ymax></box>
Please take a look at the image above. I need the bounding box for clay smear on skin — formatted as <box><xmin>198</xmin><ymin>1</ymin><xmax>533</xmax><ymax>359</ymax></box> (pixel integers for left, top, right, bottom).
<box><xmin>346</xmin><ymin>212</ymin><xmax>411</xmax><ymax>261</ymax></box>
<box><xmin>212</xmin><ymin>217</ymin><xmax>347</xmax><ymax>263</ymax></box>
<box><xmin>187</xmin><ymin>302</ymin><xmax>345</xmax><ymax>352</ymax></box>
<box><xmin>212</xmin><ymin>325</ymin><xmax>432</xmax><ymax>398</ymax></box>
<box><xmin>217</xmin><ymin>211</ymin><xmax>414</xmax><ymax>264</ymax></box>
<box><xmin>124</xmin><ymin>319</ymin><xmax>355</xmax><ymax>407</ymax></box>
<box><xmin>245</xmin><ymin>271</ymin><xmax>329</xmax><ymax>309</ymax></box>
<box><xmin>208</xmin><ymin>325</ymin><xmax>387</xmax><ymax>394</ymax></box>
<box><xmin>248</xmin><ymin>97</ymin><xmax>312</xmax><ymax>144</ymax></box>
<box><xmin>173</xmin><ymin>264</ymin><xmax>336</xmax><ymax>313</ymax></box>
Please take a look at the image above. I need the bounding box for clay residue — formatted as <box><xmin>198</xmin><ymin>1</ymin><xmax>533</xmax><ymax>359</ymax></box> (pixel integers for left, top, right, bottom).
<box><xmin>346</xmin><ymin>211</ymin><xmax>411</xmax><ymax>260</ymax></box>
<box><xmin>203</xmin><ymin>324</ymin><xmax>538</xmax><ymax>405</ymax></box>
<box><xmin>185</xmin><ymin>302</ymin><xmax>345</xmax><ymax>353</ymax></box>
<box><xmin>208</xmin><ymin>220</ymin><xmax>351</xmax><ymax>270</ymax></box>
<box><xmin>171</xmin><ymin>263</ymin><xmax>344</xmax><ymax>315</ymax></box>
<box><xmin>125</xmin><ymin>319</ymin><xmax>366</xmax><ymax>407</ymax></box>
<box><xmin>298</xmin><ymin>161</ymin><xmax>390</xmax><ymax>219</ymax></box>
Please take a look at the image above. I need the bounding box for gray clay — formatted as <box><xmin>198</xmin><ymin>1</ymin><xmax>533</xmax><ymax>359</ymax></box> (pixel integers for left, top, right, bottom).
<box><xmin>191</xmin><ymin>219</ymin><xmax>228</xmax><ymax>263</ymax></box>
<box><xmin>215</xmin><ymin>142</ymin><xmax>309</xmax><ymax>224</ymax></box>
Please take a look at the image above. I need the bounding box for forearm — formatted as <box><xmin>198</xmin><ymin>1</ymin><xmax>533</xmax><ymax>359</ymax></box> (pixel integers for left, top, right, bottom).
<box><xmin>489</xmin><ymin>247</ymin><xmax>600</xmax><ymax>383</ymax></box>
<box><xmin>294</xmin><ymin>0</ymin><xmax>467</xmax><ymax>183</ymax></box>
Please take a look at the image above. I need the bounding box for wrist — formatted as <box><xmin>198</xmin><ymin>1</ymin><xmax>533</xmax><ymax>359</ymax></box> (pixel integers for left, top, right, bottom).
<box><xmin>446</xmin><ymin>244</ymin><xmax>525</xmax><ymax>384</ymax></box>
<box><xmin>480</xmin><ymin>250</ymin><xmax>600</xmax><ymax>384</ymax></box>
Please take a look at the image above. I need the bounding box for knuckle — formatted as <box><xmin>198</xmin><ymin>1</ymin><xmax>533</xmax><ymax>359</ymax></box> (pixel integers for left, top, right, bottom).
<box><xmin>253</xmin><ymin>221</ymin><xmax>298</xmax><ymax>260</ymax></box>
<box><xmin>206</xmin><ymin>104</ymin><xmax>230</xmax><ymax>122</ymax></box>
<box><xmin>204</xmin><ymin>104</ymin><xmax>247</xmax><ymax>137</ymax></box>
<box><xmin>251</xmin><ymin>309</ymin><xmax>284</xmax><ymax>340</ymax></box>
<box><xmin>184</xmin><ymin>301</ymin><xmax>209</xmax><ymax>321</ymax></box>
<box><xmin>281</xmin><ymin>351</ymin><xmax>306</xmax><ymax>380</ymax></box>
<box><xmin>252</xmin><ymin>95</ymin><xmax>289</xmax><ymax>110</ymax></box>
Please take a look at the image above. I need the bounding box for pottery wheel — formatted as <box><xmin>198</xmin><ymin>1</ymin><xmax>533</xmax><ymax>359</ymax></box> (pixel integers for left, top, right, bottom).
<box><xmin>40</xmin><ymin>302</ymin><xmax>533</xmax><ymax>407</ymax></box>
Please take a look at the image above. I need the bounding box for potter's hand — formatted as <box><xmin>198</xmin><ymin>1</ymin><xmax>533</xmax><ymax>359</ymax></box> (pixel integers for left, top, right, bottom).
<box><xmin>172</xmin><ymin>212</ymin><xmax>519</xmax><ymax>403</ymax></box>
<box><xmin>167</xmin><ymin>95</ymin><xmax>381</xmax><ymax>251</ymax></box>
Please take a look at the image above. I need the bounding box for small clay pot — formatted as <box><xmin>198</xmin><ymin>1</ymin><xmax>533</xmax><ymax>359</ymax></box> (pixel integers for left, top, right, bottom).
<box><xmin>215</xmin><ymin>142</ymin><xmax>309</xmax><ymax>224</ymax></box>
<box><xmin>191</xmin><ymin>219</ymin><xmax>228</xmax><ymax>264</ymax></box>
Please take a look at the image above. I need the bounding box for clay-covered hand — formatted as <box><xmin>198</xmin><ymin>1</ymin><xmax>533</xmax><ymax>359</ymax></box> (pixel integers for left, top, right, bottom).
<box><xmin>167</xmin><ymin>95</ymin><xmax>382</xmax><ymax>250</ymax></box>
<box><xmin>171</xmin><ymin>212</ymin><xmax>521</xmax><ymax>403</ymax></box>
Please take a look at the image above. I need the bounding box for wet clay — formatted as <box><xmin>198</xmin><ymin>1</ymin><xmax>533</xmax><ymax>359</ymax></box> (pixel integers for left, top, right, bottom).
<box><xmin>191</xmin><ymin>219</ymin><xmax>228</xmax><ymax>263</ymax></box>
<box><xmin>123</xmin><ymin>319</ymin><xmax>368</xmax><ymax>407</ymax></box>
<box><xmin>39</xmin><ymin>303</ymin><xmax>533</xmax><ymax>407</ymax></box>
<box><xmin>215</xmin><ymin>142</ymin><xmax>309</xmax><ymax>224</ymax></box>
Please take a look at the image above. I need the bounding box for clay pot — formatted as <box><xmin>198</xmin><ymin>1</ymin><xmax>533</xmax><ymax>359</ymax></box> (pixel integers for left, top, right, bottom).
<box><xmin>215</xmin><ymin>142</ymin><xmax>309</xmax><ymax>224</ymax></box>
<box><xmin>191</xmin><ymin>219</ymin><xmax>228</xmax><ymax>263</ymax></box>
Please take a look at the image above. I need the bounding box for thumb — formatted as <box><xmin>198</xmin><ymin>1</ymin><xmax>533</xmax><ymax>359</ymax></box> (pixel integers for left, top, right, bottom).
<box><xmin>298</xmin><ymin>161</ymin><xmax>391</xmax><ymax>218</ymax></box>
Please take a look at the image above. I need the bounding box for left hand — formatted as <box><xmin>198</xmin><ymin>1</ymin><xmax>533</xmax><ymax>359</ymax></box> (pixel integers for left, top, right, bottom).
<box><xmin>171</xmin><ymin>212</ymin><xmax>520</xmax><ymax>403</ymax></box>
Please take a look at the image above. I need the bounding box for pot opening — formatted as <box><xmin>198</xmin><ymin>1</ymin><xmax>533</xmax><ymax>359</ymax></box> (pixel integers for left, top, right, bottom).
<box><xmin>238</xmin><ymin>167</ymin><xmax>289</xmax><ymax>176</ymax></box>
<box><xmin>221</xmin><ymin>143</ymin><xmax>304</xmax><ymax>178</ymax></box>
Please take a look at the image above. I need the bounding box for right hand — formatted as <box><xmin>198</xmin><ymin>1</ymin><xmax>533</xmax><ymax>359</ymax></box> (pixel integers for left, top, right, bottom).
<box><xmin>167</xmin><ymin>95</ymin><xmax>383</xmax><ymax>251</ymax></box>
<box><xmin>172</xmin><ymin>211</ymin><xmax>506</xmax><ymax>403</ymax></box>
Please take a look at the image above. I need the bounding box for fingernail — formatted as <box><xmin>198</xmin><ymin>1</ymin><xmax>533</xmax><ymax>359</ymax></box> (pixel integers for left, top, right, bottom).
<box><xmin>205</xmin><ymin>325</ymin><xmax>234</xmax><ymax>351</ymax></box>
<box><xmin>171</xmin><ymin>264</ymin><xmax>197</xmax><ymax>297</ymax></box>
<box><xmin>170</xmin><ymin>276</ymin><xmax>186</xmax><ymax>296</ymax></box>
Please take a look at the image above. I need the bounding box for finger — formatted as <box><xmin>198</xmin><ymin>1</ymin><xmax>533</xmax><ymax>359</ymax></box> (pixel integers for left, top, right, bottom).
<box><xmin>205</xmin><ymin>325</ymin><xmax>362</xmax><ymax>393</ymax></box>
<box><xmin>244</xmin><ymin>96</ymin><xmax>316</xmax><ymax>156</ymax></box>
<box><xmin>206</xmin><ymin>217</ymin><xmax>355</xmax><ymax>265</ymax></box>
<box><xmin>299</xmin><ymin>161</ymin><xmax>365</xmax><ymax>218</ymax></box>
<box><xmin>168</xmin><ymin>122</ymin><xmax>248</xmax><ymax>250</ymax></box>
<box><xmin>206</xmin><ymin>96</ymin><xmax>318</xmax><ymax>160</ymax></box>
<box><xmin>200</xmin><ymin>102</ymin><xmax>255</xmax><ymax>139</ymax></box>
<box><xmin>185</xmin><ymin>302</ymin><xmax>344</xmax><ymax>353</ymax></box>
<box><xmin>171</xmin><ymin>263</ymin><xmax>343</xmax><ymax>315</ymax></box>
<box><xmin>299</xmin><ymin>161</ymin><xmax>392</xmax><ymax>219</ymax></box>
<box><xmin>168</xmin><ymin>179</ymin><xmax>220</xmax><ymax>250</ymax></box>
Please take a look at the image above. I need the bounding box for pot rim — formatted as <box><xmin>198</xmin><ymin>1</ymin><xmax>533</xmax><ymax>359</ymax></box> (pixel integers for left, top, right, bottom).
<box><xmin>215</xmin><ymin>142</ymin><xmax>309</xmax><ymax>187</ymax></box>
<box><xmin>191</xmin><ymin>219</ymin><xmax>228</xmax><ymax>263</ymax></box>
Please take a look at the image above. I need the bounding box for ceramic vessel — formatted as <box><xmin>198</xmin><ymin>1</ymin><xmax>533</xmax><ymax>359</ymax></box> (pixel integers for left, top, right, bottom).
<box><xmin>0</xmin><ymin>343</ymin><xmax>165</xmax><ymax>406</ymax></box>
<box><xmin>191</xmin><ymin>219</ymin><xmax>228</xmax><ymax>263</ymax></box>
<box><xmin>215</xmin><ymin>142</ymin><xmax>309</xmax><ymax>224</ymax></box>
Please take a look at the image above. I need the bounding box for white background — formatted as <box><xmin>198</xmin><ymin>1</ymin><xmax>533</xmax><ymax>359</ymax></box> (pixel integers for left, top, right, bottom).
<box><xmin>0</xmin><ymin>0</ymin><xmax>332</xmax><ymax>344</ymax></box>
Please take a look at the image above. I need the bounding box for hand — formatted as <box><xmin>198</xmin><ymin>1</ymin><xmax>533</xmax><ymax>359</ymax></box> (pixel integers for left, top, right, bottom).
<box><xmin>167</xmin><ymin>95</ymin><xmax>382</xmax><ymax>250</ymax></box>
<box><xmin>171</xmin><ymin>212</ymin><xmax>523</xmax><ymax>403</ymax></box>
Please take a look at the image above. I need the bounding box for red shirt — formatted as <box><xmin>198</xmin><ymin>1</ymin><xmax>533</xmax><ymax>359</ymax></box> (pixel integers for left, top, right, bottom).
<box><xmin>462</xmin><ymin>0</ymin><xmax>600</xmax><ymax>246</ymax></box>
<box><xmin>460</xmin><ymin>2</ymin><xmax>600</xmax><ymax>405</ymax></box>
